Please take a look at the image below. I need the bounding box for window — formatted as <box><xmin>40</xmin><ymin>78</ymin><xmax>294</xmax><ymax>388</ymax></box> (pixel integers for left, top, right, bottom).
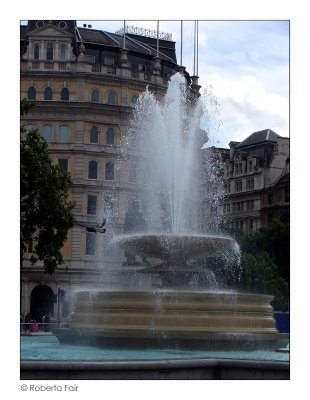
<box><xmin>248</xmin><ymin>160</ymin><xmax>253</xmax><ymax>172</ymax></box>
<box><xmin>91</xmin><ymin>89</ymin><xmax>100</xmax><ymax>103</ymax></box>
<box><xmin>27</xmin><ymin>86</ymin><xmax>36</xmax><ymax>101</ymax></box>
<box><xmin>249</xmin><ymin>219</ymin><xmax>254</xmax><ymax>230</ymax></box>
<box><xmin>224</xmin><ymin>183</ymin><xmax>230</xmax><ymax>194</ymax></box>
<box><xmin>33</xmin><ymin>44</ymin><xmax>39</xmax><ymax>60</ymax></box>
<box><xmin>128</xmin><ymin>164</ymin><xmax>136</xmax><ymax>182</ymax></box>
<box><xmin>25</xmin><ymin>124</ymin><xmax>35</xmax><ymax>131</ymax></box>
<box><xmin>61</xmin><ymin>87</ymin><xmax>69</xmax><ymax>101</ymax></box>
<box><xmin>58</xmin><ymin>21</ymin><xmax>67</xmax><ymax>30</ymax></box>
<box><xmin>131</xmin><ymin>95</ymin><xmax>139</xmax><ymax>107</ymax></box>
<box><xmin>106</xmin><ymin>128</ymin><xmax>114</xmax><ymax>145</ymax></box>
<box><xmin>46</xmin><ymin>43</ymin><xmax>53</xmax><ymax>60</ymax></box>
<box><xmin>58</xmin><ymin>125</ymin><xmax>69</xmax><ymax>142</ymax></box>
<box><xmin>247</xmin><ymin>200</ymin><xmax>254</xmax><ymax>211</ymax></box>
<box><xmin>105</xmin><ymin>162</ymin><xmax>114</xmax><ymax>180</ymax></box>
<box><xmin>90</xmin><ymin>126</ymin><xmax>99</xmax><ymax>144</ymax></box>
<box><xmin>58</xmin><ymin>158</ymin><xmax>68</xmax><ymax>173</ymax></box>
<box><xmin>60</xmin><ymin>44</ymin><xmax>66</xmax><ymax>61</ymax></box>
<box><xmin>138</xmin><ymin>64</ymin><xmax>146</xmax><ymax>72</ymax></box>
<box><xmin>235</xmin><ymin>181</ymin><xmax>242</xmax><ymax>192</ymax></box>
<box><xmin>86</xmin><ymin>232</ymin><xmax>96</xmax><ymax>255</ymax></box>
<box><xmin>104</xmin><ymin>195</ymin><xmax>114</xmax><ymax>216</ymax></box>
<box><xmin>87</xmin><ymin>195</ymin><xmax>97</xmax><ymax>215</ymax></box>
<box><xmin>247</xmin><ymin>178</ymin><xmax>254</xmax><ymax>190</ymax></box>
<box><xmin>268</xmin><ymin>194</ymin><xmax>273</xmax><ymax>205</ymax></box>
<box><xmin>88</xmin><ymin>161</ymin><xmax>98</xmax><ymax>179</ymax></box>
<box><xmin>42</xmin><ymin>124</ymin><xmax>52</xmax><ymax>142</ymax></box>
<box><xmin>104</xmin><ymin>57</ymin><xmax>114</xmax><ymax>66</ymax></box>
<box><xmin>44</xmin><ymin>87</ymin><xmax>53</xmax><ymax>100</ymax></box>
<box><xmin>107</xmin><ymin>90</ymin><xmax>116</xmax><ymax>105</ymax></box>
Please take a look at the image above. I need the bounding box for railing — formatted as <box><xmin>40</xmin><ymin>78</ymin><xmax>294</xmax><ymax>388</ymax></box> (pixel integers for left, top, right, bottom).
<box><xmin>22</xmin><ymin>61</ymin><xmax>167</xmax><ymax>86</ymax></box>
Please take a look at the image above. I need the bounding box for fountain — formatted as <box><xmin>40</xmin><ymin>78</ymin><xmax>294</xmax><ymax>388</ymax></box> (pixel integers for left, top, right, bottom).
<box><xmin>53</xmin><ymin>73</ymin><xmax>287</xmax><ymax>352</ymax></box>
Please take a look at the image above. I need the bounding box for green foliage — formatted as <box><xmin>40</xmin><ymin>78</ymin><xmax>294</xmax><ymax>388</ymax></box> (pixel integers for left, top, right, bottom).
<box><xmin>222</xmin><ymin>220</ymin><xmax>290</xmax><ymax>310</ymax></box>
<box><xmin>238</xmin><ymin>252</ymin><xmax>289</xmax><ymax>311</ymax></box>
<box><xmin>20</xmin><ymin>127</ymin><xmax>75</xmax><ymax>274</ymax></box>
<box><xmin>20</xmin><ymin>97</ymin><xmax>35</xmax><ymax>116</ymax></box>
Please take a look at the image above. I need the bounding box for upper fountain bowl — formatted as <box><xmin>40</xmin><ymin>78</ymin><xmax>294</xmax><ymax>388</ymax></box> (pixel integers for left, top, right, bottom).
<box><xmin>114</xmin><ymin>234</ymin><xmax>238</xmax><ymax>267</ymax></box>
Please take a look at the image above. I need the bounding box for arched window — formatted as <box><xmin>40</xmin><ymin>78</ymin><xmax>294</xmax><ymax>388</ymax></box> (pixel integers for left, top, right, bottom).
<box><xmin>25</xmin><ymin>124</ymin><xmax>35</xmax><ymax>131</ymax></box>
<box><xmin>33</xmin><ymin>44</ymin><xmax>39</xmax><ymax>60</ymax></box>
<box><xmin>88</xmin><ymin>160</ymin><xmax>98</xmax><ymax>179</ymax></box>
<box><xmin>107</xmin><ymin>90</ymin><xmax>116</xmax><ymax>105</ymax></box>
<box><xmin>105</xmin><ymin>162</ymin><xmax>114</xmax><ymax>180</ymax></box>
<box><xmin>91</xmin><ymin>89</ymin><xmax>100</xmax><ymax>103</ymax></box>
<box><xmin>58</xmin><ymin>125</ymin><xmax>69</xmax><ymax>142</ymax></box>
<box><xmin>27</xmin><ymin>86</ymin><xmax>36</xmax><ymax>101</ymax></box>
<box><xmin>44</xmin><ymin>87</ymin><xmax>53</xmax><ymax>100</ymax></box>
<box><xmin>60</xmin><ymin>44</ymin><xmax>66</xmax><ymax>61</ymax></box>
<box><xmin>90</xmin><ymin>126</ymin><xmax>99</xmax><ymax>143</ymax></box>
<box><xmin>42</xmin><ymin>124</ymin><xmax>52</xmax><ymax>142</ymax></box>
<box><xmin>61</xmin><ymin>87</ymin><xmax>69</xmax><ymax>101</ymax></box>
<box><xmin>46</xmin><ymin>43</ymin><xmax>53</xmax><ymax>60</ymax></box>
<box><xmin>131</xmin><ymin>94</ymin><xmax>139</xmax><ymax>107</ymax></box>
<box><xmin>106</xmin><ymin>128</ymin><xmax>114</xmax><ymax>145</ymax></box>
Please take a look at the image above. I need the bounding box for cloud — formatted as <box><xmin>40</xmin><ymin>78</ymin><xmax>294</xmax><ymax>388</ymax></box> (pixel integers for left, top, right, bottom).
<box><xmin>200</xmin><ymin>73</ymin><xmax>289</xmax><ymax>147</ymax></box>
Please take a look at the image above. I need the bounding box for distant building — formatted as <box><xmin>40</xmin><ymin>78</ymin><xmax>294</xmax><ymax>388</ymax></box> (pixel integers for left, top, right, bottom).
<box><xmin>20</xmin><ymin>20</ymin><xmax>199</xmax><ymax>320</ymax></box>
<box><xmin>202</xmin><ymin>129</ymin><xmax>290</xmax><ymax>233</ymax></box>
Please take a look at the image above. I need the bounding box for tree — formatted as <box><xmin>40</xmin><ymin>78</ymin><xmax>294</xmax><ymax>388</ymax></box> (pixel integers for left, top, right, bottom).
<box><xmin>20</xmin><ymin>127</ymin><xmax>75</xmax><ymax>274</ymax></box>
<box><xmin>238</xmin><ymin>252</ymin><xmax>289</xmax><ymax>311</ymax></box>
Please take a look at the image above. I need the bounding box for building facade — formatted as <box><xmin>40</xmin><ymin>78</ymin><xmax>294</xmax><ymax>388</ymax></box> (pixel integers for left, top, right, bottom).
<box><xmin>20</xmin><ymin>20</ymin><xmax>201</xmax><ymax>321</ymax></box>
<box><xmin>203</xmin><ymin>129</ymin><xmax>290</xmax><ymax>234</ymax></box>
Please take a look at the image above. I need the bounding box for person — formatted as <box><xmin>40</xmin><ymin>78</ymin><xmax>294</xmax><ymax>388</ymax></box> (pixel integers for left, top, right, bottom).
<box><xmin>29</xmin><ymin>319</ymin><xmax>39</xmax><ymax>332</ymax></box>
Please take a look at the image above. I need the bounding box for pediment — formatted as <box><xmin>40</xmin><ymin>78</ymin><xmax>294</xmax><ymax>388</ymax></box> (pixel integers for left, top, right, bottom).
<box><xmin>28</xmin><ymin>24</ymin><xmax>73</xmax><ymax>40</ymax></box>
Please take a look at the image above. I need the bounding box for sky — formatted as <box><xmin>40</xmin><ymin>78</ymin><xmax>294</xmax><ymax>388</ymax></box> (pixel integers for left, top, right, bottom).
<box><xmin>77</xmin><ymin>19</ymin><xmax>289</xmax><ymax>148</ymax></box>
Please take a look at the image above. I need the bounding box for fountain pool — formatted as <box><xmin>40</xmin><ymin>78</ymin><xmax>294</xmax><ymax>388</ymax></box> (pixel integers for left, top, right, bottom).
<box><xmin>21</xmin><ymin>334</ymin><xmax>289</xmax><ymax>362</ymax></box>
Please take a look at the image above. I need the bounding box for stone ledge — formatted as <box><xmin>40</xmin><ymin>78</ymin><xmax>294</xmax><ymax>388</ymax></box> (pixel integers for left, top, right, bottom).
<box><xmin>20</xmin><ymin>358</ymin><xmax>289</xmax><ymax>380</ymax></box>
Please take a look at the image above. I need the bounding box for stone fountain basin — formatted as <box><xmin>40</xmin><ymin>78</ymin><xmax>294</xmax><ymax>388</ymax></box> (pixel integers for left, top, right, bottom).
<box><xmin>115</xmin><ymin>234</ymin><xmax>236</xmax><ymax>265</ymax></box>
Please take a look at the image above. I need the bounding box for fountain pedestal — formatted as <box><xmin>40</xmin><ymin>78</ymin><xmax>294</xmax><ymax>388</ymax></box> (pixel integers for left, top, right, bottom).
<box><xmin>54</xmin><ymin>290</ymin><xmax>287</xmax><ymax>350</ymax></box>
<box><xmin>53</xmin><ymin>234</ymin><xmax>288</xmax><ymax>351</ymax></box>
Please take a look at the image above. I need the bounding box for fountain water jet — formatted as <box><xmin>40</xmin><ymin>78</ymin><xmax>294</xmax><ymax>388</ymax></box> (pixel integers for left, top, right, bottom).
<box><xmin>54</xmin><ymin>73</ymin><xmax>287</xmax><ymax>351</ymax></box>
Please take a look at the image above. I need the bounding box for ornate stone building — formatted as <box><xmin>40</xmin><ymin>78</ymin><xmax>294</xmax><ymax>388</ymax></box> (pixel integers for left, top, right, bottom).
<box><xmin>20</xmin><ymin>20</ymin><xmax>199</xmax><ymax>321</ymax></box>
<box><xmin>202</xmin><ymin>129</ymin><xmax>290</xmax><ymax>234</ymax></box>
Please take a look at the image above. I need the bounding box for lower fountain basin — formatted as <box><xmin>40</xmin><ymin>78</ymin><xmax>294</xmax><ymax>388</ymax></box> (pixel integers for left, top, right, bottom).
<box><xmin>53</xmin><ymin>290</ymin><xmax>286</xmax><ymax>351</ymax></box>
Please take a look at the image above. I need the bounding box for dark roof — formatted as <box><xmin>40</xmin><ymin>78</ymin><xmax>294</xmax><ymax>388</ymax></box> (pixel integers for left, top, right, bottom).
<box><xmin>78</xmin><ymin>27</ymin><xmax>176</xmax><ymax>64</ymax></box>
<box><xmin>78</xmin><ymin>28</ymin><xmax>120</xmax><ymax>46</ymax></box>
<box><xmin>237</xmin><ymin>129</ymin><xmax>279</xmax><ymax>149</ymax></box>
